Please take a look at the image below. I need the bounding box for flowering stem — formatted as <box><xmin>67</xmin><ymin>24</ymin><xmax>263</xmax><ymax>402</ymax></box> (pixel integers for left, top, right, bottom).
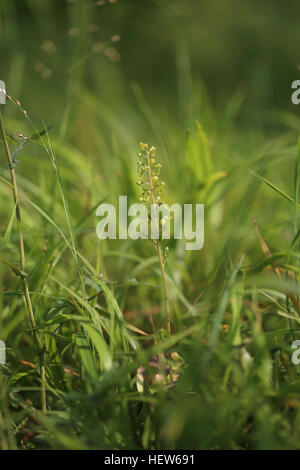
<box><xmin>144</xmin><ymin>146</ymin><xmax>173</xmax><ymax>383</ymax></box>
<box><xmin>0</xmin><ymin>108</ymin><xmax>47</xmax><ymax>414</ymax></box>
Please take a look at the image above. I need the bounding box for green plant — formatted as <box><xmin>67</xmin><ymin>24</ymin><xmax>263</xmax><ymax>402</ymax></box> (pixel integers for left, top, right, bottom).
<box><xmin>137</xmin><ymin>142</ymin><xmax>173</xmax><ymax>381</ymax></box>
<box><xmin>0</xmin><ymin>97</ymin><xmax>47</xmax><ymax>414</ymax></box>
<box><xmin>2</xmin><ymin>0</ymin><xmax>300</xmax><ymax>451</ymax></box>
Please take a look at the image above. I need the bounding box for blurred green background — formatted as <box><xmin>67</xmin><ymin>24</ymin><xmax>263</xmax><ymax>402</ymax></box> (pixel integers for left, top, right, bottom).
<box><xmin>2</xmin><ymin>0</ymin><xmax>300</xmax><ymax>450</ymax></box>
<box><xmin>1</xmin><ymin>0</ymin><xmax>300</xmax><ymax>271</ymax></box>
<box><xmin>1</xmin><ymin>0</ymin><xmax>300</xmax><ymax>132</ymax></box>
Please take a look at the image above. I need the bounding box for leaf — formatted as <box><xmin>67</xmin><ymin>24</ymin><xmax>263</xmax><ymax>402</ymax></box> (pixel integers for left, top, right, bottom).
<box><xmin>82</xmin><ymin>322</ymin><xmax>112</xmax><ymax>372</ymax></box>
<box><xmin>1</xmin><ymin>260</ymin><xmax>28</xmax><ymax>277</ymax></box>
<box><xmin>0</xmin><ymin>202</ymin><xmax>16</xmax><ymax>252</ymax></box>
<box><xmin>195</xmin><ymin>119</ymin><xmax>213</xmax><ymax>177</ymax></box>
<box><xmin>0</xmin><ymin>174</ymin><xmax>13</xmax><ymax>187</ymax></box>
<box><xmin>208</xmin><ymin>256</ymin><xmax>245</xmax><ymax>349</ymax></box>
<box><xmin>63</xmin><ymin>313</ymin><xmax>112</xmax><ymax>372</ymax></box>
<box><xmin>254</xmin><ymin>219</ymin><xmax>300</xmax><ymax>312</ymax></box>
<box><xmin>250</xmin><ymin>170</ymin><xmax>299</xmax><ymax>207</ymax></box>
<box><xmin>75</xmin><ymin>333</ymin><xmax>98</xmax><ymax>380</ymax></box>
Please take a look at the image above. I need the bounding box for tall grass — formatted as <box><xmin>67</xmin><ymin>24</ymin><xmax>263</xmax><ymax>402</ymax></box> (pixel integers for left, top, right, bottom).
<box><xmin>0</xmin><ymin>104</ymin><xmax>47</xmax><ymax>414</ymax></box>
<box><xmin>1</xmin><ymin>87</ymin><xmax>300</xmax><ymax>449</ymax></box>
<box><xmin>1</xmin><ymin>0</ymin><xmax>300</xmax><ymax>450</ymax></box>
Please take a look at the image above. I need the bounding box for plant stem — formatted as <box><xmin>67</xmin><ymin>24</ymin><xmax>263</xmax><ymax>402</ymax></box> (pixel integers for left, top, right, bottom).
<box><xmin>156</xmin><ymin>243</ymin><xmax>171</xmax><ymax>337</ymax></box>
<box><xmin>0</xmin><ymin>108</ymin><xmax>46</xmax><ymax>414</ymax></box>
<box><xmin>146</xmin><ymin>151</ymin><xmax>173</xmax><ymax>382</ymax></box>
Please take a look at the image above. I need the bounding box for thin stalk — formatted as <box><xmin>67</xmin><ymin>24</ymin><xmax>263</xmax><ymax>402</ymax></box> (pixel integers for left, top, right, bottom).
<box><xmin>156</xmin><ymin>243</ymin><xmax>172</xmax><ymax>339</ymax></box>
<box><xmin>146</xmin><ymin>152</ymin><xmax>173</xmax><ymax>382</ymax></box>
<box><xmin>0</xmin><ymin>108</ymin><xmax>46</xmax><ymax>414</ymax></box>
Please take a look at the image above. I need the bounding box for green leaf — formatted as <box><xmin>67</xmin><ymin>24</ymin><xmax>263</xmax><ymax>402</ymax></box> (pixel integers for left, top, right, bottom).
<box><xmin>250</xmin><ymin>170</ymin><xmax>299</xmax><ymax>207</ymax></box>
<box><xmin>0</xmin><ymin>202</ymin><xmax>16</xmax><ymax>252</ymax></box>
<box><xmin>75</xmin><ymin>333</ymin><xmax>98</xmax><ymax>380</ymax></box>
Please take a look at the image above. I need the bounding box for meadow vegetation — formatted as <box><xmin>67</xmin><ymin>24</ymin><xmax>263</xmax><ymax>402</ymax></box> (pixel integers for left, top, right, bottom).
<box><xmin>1</xmin><ymin>0</ymin><xmax>300</xmax><ymax>450</ymax></box>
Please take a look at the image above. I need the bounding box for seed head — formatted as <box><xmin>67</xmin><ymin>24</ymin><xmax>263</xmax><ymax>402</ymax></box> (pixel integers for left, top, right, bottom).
<box><xmin>136</xmin><ymin>143</ymin><xmax>166</xmax><ymax>207</ymax></box>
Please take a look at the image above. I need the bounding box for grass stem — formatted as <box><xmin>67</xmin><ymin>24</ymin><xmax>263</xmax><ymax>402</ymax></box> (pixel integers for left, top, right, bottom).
<box><xmin>0</xmin><ymin>108</ymin><xmax>47</xmax><ymax>414</ymax></box>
